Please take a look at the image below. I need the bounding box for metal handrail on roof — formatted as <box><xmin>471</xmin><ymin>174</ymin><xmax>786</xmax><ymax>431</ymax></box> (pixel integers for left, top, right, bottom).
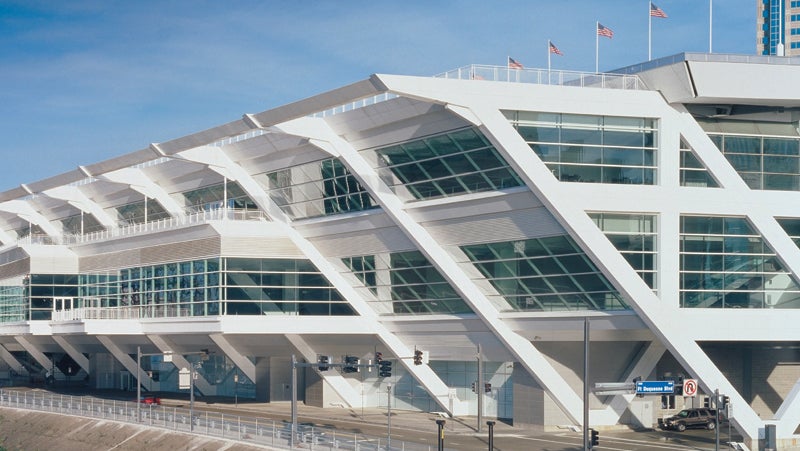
<box><xmin>435</xmin><ymin>64</ymin><xmax>646</xmax><ymax>90</ymax></box>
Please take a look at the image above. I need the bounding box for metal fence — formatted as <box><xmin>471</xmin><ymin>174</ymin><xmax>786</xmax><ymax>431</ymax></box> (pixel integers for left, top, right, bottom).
<box><xmin>0</xmin><ymin>389</ymin><xmax>444</xmax><ymax>451</ymax></box>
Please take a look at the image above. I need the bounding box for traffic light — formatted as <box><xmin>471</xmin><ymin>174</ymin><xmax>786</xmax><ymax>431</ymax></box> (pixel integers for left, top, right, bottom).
<box><xmin>721</xmin><ymin>395</ymin><xmax>730</xmax><ymax>410</ymax></box>
<box><xmin>375</xmin><ymin>352</ymin><xmax>383</xmax><ymax>364</ymax></box>
<box><xmin>703</xmin><ymin>397</ymin><xmax>710</xmax><ymax>408</ymax></box>
<box><xmin>317</xmin><ymin>355</ymin><xmax>331</xmax><ymax>371</ymax></box>
<box><xmin>471</xmin><ymin>381</ymin><xmax>477</xmax><ymax>393</ymax></box>
<box><xmin>413</xmin><ymin>349</ymin><xmax>423</xmax><ymax>365</ymax></box>
<box><xmin>378</xmin><ymin>360</ymin><xmax>392</xmax><ymax>378</ymax></box>
<box><xmin>589</xmin><ymin>428</ymin><xmax>599</xmax><ymax>448</ymax></box>
<box><xmin>484</xmin><ymin>382</ymin><xmax>492</xmax><ymax>393</ymax></box>
<box><xmin>675</xmin><ymin>377</ymin><xmax>684</xmax><ymax>396</ymax></box>
<box><xmin>343</xmin><ymin>355</ymin><xmax>360</xmax><ymax>373</ymax></box>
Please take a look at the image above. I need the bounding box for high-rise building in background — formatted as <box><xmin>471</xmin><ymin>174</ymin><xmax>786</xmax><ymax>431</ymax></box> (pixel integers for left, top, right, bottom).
<box><xmin>757</xmin><ymin>0</ymin><xmax>800</xmax><ymax>55</ymax></box>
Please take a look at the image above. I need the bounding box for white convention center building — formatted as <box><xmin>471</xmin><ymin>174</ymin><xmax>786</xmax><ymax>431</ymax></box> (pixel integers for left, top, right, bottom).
<box><xmin>0</xmin><ymin>52</ymin><xmax>799</xmax><ymax>449</ymax></box>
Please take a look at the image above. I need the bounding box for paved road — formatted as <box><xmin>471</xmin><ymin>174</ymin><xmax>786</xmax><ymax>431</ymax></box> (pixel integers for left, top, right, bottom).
<box><xmin>7</xmin><ymin>386</ymin><xmax>743</xmax><ymax>450</ymax></box>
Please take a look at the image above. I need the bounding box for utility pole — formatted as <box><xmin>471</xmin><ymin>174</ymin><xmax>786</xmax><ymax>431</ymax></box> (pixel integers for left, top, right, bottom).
<box><xmin>387</xmin><ymin>382</ymin><xmax>392</xmax><ymax>450</ymax></box>
<box><xmin>291</xmin><ymin>354</ymin><xmax>298</xmax><ymax>449</ymax></box>
<box><xmin>583</xmin><ymin>317</ymin><xmax>590</xmax><ymax>451</ymax></box>
<box><xmin>714</xmin><ymin>388</ymin><xmax>720</xmax><ymax>451</ymax></box>
<box><xmin>477</xmin><ymin>343</ymin><xmax>483</xmax><ymax>433</ymax></box>
<box><xmin>136</xmin><ymin>346</ymin><xmax>141</xmax><ymax>423</ymax></box>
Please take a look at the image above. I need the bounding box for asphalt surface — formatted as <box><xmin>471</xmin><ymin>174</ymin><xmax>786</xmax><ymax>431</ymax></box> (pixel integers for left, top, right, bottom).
<box><xmin>4</xmin><ymin>386</ymin><xmax>745</xmax><ymax>451</ymax></box>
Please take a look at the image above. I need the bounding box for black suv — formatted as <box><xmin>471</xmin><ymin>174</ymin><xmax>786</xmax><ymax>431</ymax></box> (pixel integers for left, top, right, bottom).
<box><xmin>658</xmin><ymin>408</ymin><xmax>721</xmax><ymax>432</ymax></box>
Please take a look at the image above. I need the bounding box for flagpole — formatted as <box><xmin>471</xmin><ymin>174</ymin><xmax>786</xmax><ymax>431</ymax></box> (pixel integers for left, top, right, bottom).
<box><xmin>548</xmin><ymin>40</ymin><xmax>552</xmax><ymax>74</ymax></box>
<box><xmin>709</xmin><ymin>0</ymin><xmax>713</xmax><ymax>53</ymax></box>
<box><xmin>648</xmin><ymin>1</ymin><xmax>652</xmax><ymax>60</ymax></box>
<box><xmin>595</xmin><ymin>21</ymin><xmax>599</xmax><ymax>73</ymax></box>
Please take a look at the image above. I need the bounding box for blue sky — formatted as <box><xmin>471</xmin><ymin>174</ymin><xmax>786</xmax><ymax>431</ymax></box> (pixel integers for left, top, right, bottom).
<box><xmin>0</xmin><ymin>0</ymin><xmax>754</xmax><ymax>192</ymax></box>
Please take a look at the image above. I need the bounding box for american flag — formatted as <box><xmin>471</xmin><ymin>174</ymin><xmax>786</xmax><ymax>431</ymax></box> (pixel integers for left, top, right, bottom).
<box><xmin>508</xmin><ymin>57</ymin><xmax>523</xmax><ymax>69</ymax></box>
<box><xmin>597</xmin><ymin>23</ymin><xmax>614</xmax><ymax>38</ymax></box>
<box><xmin>650</xmin><ymin>2</ymin><xmax>668</xmax><ymax>18</ymax></box>
<box><xmin>549</xmin><ymin>42</ymin><xmax>563</xmax><ymax>56</ymax></box>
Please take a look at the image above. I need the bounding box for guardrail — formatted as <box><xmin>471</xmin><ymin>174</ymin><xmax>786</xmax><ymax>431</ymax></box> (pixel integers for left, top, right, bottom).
<box><xmin>0</xmin><ymin>389</ymin><xmax>442</xmax><ymax>451</ymax></box>
<box><xmin>435</xmin><ymin>64</ymin><xmax>645</xmax><ymax>90</ymax></box>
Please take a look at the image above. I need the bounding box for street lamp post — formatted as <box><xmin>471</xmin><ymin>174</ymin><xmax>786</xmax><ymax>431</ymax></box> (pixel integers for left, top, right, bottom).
<box><xmin>387</xmin><ymin>382</ymin><xmax>392</xmax><ymax>451</ymax></box>
<box><xmin>136</xmin><ymin>346</ymin><xmax>141</xmax><ymax>423</ymax></box>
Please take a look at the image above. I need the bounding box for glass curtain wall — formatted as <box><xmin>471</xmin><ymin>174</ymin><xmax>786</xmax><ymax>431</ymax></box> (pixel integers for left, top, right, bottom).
<box><xmin>79</xmin><ymin>257</ymin><xmax>355</xmax><ymax>317</ymax></box>
<box><xmin>116</xmin><ymin>198</ymin><xmax>171</xmax><ymax>225</ymax></box>
<box><xmin>680</xmin><ymin>216</ymin><xmax>800</xmax><ymax>308</ymax></box>
<box><xmin>261</xmin><ymin>158</ymin><xmax>377</xmax><ymax>220</ymax></box>
<box><xmin>461</xmin><ymin>235</ymin><xmax>627</xmax><ymax>311</ymax></box>
<box><xmin>589</xmin><ymin>213</ymin><xmax>658</xmax><ymax>290</ymax></box>
<box><xmin>709</xmin><ymin>133</ymin><xmax>800</xmax><ymax>191</ymax></box>
<box><xmin>373</xmin><ymin>128</ymin><xmax>523</xmax><ymax>201</ymax></box>
<box><xmin>61</xmin><ymin>212</ymin><xmax>106</xmax><ymax>236</ymax></box>
<box><xmin>507</xmin><ymin>111</ymin><xmax>657</xmax><ymax>184</ymax></box>
<box><xmin>342</xmin><ymin>251</ymin><xmax>472</xmax><ymax>315</ymax></box>
<box><xmin>679</xmin><ymin>137</ymin><xmax>719</xmax><ymax>187</ymax></box>
<box><xmin>180</xmin><ymin>181</ymin><xmax>257</xmax><ymax>213</ymax></box>
<box><xmin>0</xmin><ymin>276</ymin><xmax>26</xmax><ymax>322</ymax></box>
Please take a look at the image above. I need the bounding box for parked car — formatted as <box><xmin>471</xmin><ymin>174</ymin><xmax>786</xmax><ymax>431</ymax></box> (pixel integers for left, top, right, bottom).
<box><xmin>659</xmin><ymin>408</ymin><xmax>721</xmax><ymax>432</ymax></box>
<box><xmin>137</xmin><ymin>395</ymin><xmax>161</xmax><ymax>405</ymax></box>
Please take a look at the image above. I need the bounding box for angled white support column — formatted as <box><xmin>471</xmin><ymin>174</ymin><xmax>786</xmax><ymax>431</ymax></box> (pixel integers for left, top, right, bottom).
<box><xmin>100</xmin><ymin>168</ymin><xmax>185</xmax><ymax>218</ymax></box>
<box><xmin>465</xmin><ymin>102</ymin><xmax>764</xmax><ymax>439</ymax></box>
<box><xmin>51</xmin><ymin>336</ymin><xmax>90</xmax><ymax>374</ymax></box>
<box><xmin>287</xmin><ymin>117</ymin><xmax>583</xmax><ymax>422</ymax></box>
<box><xmin>43</xmin><ymin>186</ymin><xmax>117</xmax><ymax>229</ymax></box>
<box><xmin>594</xmin><ymin>340</ymin><xmax>666</xmax><ymax>424</ymax></box>
<box><xmin>15</xmin><ymin>336</ymin><xmax>62</xmax><ymax>376</ymax></box>
<box><xmin>179</xmin><ymin>140</ymin><xmax>467</xmax><ymax>416</ymax></box>
<box><xmin>0</xmin><ymin>345</ymin><xmax>28</xmax><ymax>375</ymax></box>
<box><xmin>174</xmin><ymin>146</ymin><xmax>279</xmax><ymax>218</ymax></box>
<box><xmin>146</xmin><ymin>335</ymin><xmax>214</xmax><ymax>395</ymax></box>
<box><xmin>285</xmin><ymin>334</ymin><xmax>361</xmax><ymax>408</ymax></box>
<box><xmin>775</xmin><ymin>380</ymin><xmax>800</xmax><ymax>438</ymax></box>
<box><xmin>209</xmin><ymin>334</ymin><xmax>256</xmax><ymax>383</ymax></box>
<box><xmin>96</xmin><ymin>336</ymin><xmax>152</xmax><ymax>388</ymax></box>
<box><xmin>0</xmin><ymin>200</ymin><xmax>61</xmax><ymax>239</ymax></box>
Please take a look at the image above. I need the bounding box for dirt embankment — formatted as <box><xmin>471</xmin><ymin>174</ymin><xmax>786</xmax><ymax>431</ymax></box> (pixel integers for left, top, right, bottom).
<box><xmin>0</xmin><ymin>407</ymin><xmax>268</xmax><ymax>451</ymax></box>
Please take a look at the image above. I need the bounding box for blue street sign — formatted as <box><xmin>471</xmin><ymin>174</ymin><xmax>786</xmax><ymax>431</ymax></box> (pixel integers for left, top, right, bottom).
<box><xmin>635</xmin><ymin>380</ymin><xmax>675</xmax><ymax>395</ymax></box>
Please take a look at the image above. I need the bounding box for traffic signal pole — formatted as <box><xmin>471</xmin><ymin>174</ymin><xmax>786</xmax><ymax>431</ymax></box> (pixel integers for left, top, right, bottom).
<box><xmin>583</xmin><ymin>317</ymin><xmax>590</xmax><ymax>450</ymax></box>
<box><xmin>477</xmin><ymin>343</ymin><xmax>483</xmax><ymax>433</ymax></box>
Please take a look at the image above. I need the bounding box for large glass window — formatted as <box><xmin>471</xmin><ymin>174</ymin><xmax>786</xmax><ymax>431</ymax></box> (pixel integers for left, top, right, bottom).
<box><xmin>0</xmin><ymin>276</ymin><xmax>26</xmax><ymax>323</ymax></box>
<box><xmin>460</xmin><ymin>235</ymin><xmax>627</xmax><ymax>312</ymax></box>
<box><xmin>61</xmin><ymin>213</ymin><xmax>106</xmax><ymax>235</ymax></box>
<box><xmin>507</xmin><ymin>111</ymin><xmax>657</xmax><ymax>185</ymax></box>
<box><xmin>679</xmin><ymin>137</ymin><xmax>719</xmax><ymax>187</ymax></box>
<box><xmin>589</xmin><ymin>213</ymin><xmax>657</xmax><ymax>290</ymax></box>
<box><xmin>342</xmin><ymin>251</ymin><xmax>472</xmax><ymax>315</ymax></box>
<box><xmin>709</xmin><ymin>133</ymin><xmax>800</xmax><ymax>191</ymax></box>
<box><xmin>680</xmin><ymin>216</ymin><xmax>800</xmax><ymax>308</ymax></box>
<box><xmin>116</xmin><ymin>199</ymin><xmax>171</xmax><ymax>225</ymax></box>
<box><xmin>181</xmin><ymin>181</ymin><xmax>257</xmax><ymax>213</ymax></box>
<box><xmin>373</xmin><ymin>128</ymin><xmax>523</xmax><ymax>201</ymax></box>
<box><xmin>261</xmin><ymin>158</ymin><xmax>377</xmax><ymax>220</ymax></box>
<box><xmin>79</xmin><ymin>258</ymin><xmax>354</xmax><ymax>317</ymax></box>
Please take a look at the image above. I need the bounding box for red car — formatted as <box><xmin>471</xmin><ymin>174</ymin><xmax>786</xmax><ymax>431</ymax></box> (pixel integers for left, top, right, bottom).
<box><xmin>138</xmin><ymin>396</ymin><xmax>161</xmax><ymax>405</ymax></box>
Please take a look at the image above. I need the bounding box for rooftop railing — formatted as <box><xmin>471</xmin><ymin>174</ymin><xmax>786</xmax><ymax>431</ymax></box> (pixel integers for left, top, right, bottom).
<box><xmin>613</xmin><ymin>51</ymin><xmax>800</xmax><ymax>75</ymax></box>
<box><xmin>435</xmin><ymin>64</ymin><xmax>646</xmax><ymax>90</ymax></box>
<box><xmin>13</xmin><ymin>207</ymin><xmax>268</xmax><ymax>249</ymax></box>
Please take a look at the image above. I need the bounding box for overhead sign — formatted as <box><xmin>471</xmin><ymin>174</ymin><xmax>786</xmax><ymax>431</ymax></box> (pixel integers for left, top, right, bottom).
<box><xmin>683</xmin><ymin>379</ymin><xmax>698</xmax><ymax>397</ymax></box>
<box><xmin>635</xmin><ymin>380</ymin><xmax>674</xmax><ymax>395</ymax></box>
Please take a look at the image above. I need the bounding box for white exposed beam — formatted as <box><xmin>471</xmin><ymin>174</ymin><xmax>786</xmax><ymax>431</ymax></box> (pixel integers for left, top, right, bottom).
<box><xmin>0</xmin><ymin>344</ymin><xmax>28</xmax><ymax>375</ymax></box>
<box><xmin>0</xmin><ymin>200</ymin><xmax>62</xmax><ymax>239</ymax></box>
<box><xmin>42</xmin><ymin>186</ymin><xmax>117</xmax><ymax>228</ymax></box>
<box><xmin>96</xmin><ymin>336</ymin><xmax>152</xmax><ymax>389</ymax></box>
<box><xmin>15</xmin><ymin>336</ymin><xmax>62</xmax><ymax>376</ymax></box>
<box><xmin>146</xmin><ymin>334</ymin><xmax>214</xmax><ymax>395</ymax></box>
<box><xmin>209</xmin><ymin>334</ymin><xmax>256</xmax><ymax>383</ymax></box>
<box><xmin>99</xmin><ymin>168</ymin><xmax>185</xmax><ymax>218</ymax></box>
<box><xmin>249</xmin><ymin>121</ymin><xmax>469</xmax><ymax>416</ymax></box>
<box><xmin>52</xmin><ymin>336</ymin><xmax>90</xmax><ymax>374</ymax></box>
<box><xmin>285</xmin><ymin>334</ymin><xmax>361</xmax><ymax>408</ymax></box>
